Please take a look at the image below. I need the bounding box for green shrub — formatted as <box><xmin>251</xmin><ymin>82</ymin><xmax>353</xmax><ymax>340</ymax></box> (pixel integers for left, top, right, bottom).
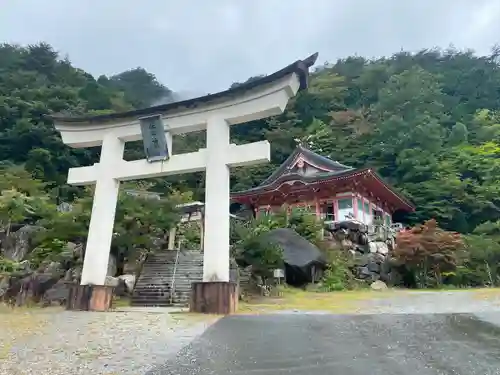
<box><xmin>321</xmin><ymin>250</ymin><xmax>357</xmax><ymax>291</ymax></box>
<box><xmin>0</xmin><ymin>257</ymin><xmax>21</xmax><ymax>273</ymax></box>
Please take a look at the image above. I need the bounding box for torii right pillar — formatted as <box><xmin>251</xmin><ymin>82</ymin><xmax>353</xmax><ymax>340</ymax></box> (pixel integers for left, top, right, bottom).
<box><xmin>190</xmin><ymin>53</ymin><xmax>318</xmax><ymax>315</ymax></box>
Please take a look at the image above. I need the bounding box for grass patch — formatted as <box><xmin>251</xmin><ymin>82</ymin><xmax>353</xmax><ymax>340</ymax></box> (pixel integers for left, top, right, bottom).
<box><xmin>112</xmin><ymin>296</ymin><xmax>131</xmax><ymax>308</ymax></box>
<box><xmin>237</xmin><ymin>287</ymin><xmax>500</xmax><ymax>314</ymax></box>
<box><xmin>470</xmin><ymin>287</ymin><xmax>500</xmax><ymax>301</ymax></box>
<box><xmin>237</xmin><ymin>286</ymin><xmax>404</xmax><ymax>314</ymax></box>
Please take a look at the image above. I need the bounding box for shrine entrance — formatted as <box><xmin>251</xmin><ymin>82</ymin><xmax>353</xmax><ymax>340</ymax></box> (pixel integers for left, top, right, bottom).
<box><xmin>51</xmin><ymin>53</ymin><xmax>317</xmax><ymax>313</ymax></box>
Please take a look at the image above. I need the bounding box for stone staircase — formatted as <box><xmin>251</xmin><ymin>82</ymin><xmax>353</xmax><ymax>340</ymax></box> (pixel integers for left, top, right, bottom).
<box><xmin>131</xmin><ymin>250</ymin><xmax>203</xmax><ymax>307</ymax></box>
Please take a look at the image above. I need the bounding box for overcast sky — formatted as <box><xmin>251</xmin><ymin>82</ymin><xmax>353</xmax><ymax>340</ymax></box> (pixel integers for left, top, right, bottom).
<box><xmin>1</xmin><ymin>0</ymin><xmax>500</xmax><ymax>94</ymax></box>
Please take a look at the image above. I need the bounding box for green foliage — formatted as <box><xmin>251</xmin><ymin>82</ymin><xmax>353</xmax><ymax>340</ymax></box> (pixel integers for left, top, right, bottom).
<box><xmin>449</xmin><ymin>234</ymin><xmax>500</xmax><ymax>287</ymax></box>
<box><xmin>447</xmin><ymin>220</ymin><xmax>500</xmax><ymax>287</ymax></box>
<box><xmin>0</xmin><ymin>42</ymin><xmax>170</xmax><ymax>193</ymax></box>
<box><xmin>0</xmin><ymin>165</ymin><xmax>182</xmax><ymax>271</ymax></box>
<box><xmin>231</xmin><ymin>209</ymin><xmax>324</xmax><ymax>278</ymax></box>
<box><xmin>321</xmin><ymin>250</ymin><xmax>356</xmax><ymax>291</ymax></box>
<box><xmin>29</xmin><ymin>239</ymin><xmax>67</xmax><ymax>269</ymax></box>
<box><xmin>3</xmin><ymin>43</ymin><xmax>500</xmax><ymax>232</ymax></box>
<box><xmin>4</xmin><ymin>42</ymin><xmax>500</xmax><ymax>289</ymax></box>
<box><xmin>286</xmin><ymin>208</ymin><xmax>324</xmax><ymax>243</ymax></box>
<box><xmin>177</xmin><ymin>222</ymin><xmax>202</xmax><ymax>250</ymax></box>
<box><xmin>0</xmin><ymin>257</ymin><xmax>21</xmax><ymax>273</ymax></box>
<box><xmin>232</xmin><ymin>215</ymin><xmax>284</xmax><ymax>278</ymax></box>
<box><xmin>111</xmin><ymin>190</ymin><xmax>181</xmax><ymax>263</ymax></box>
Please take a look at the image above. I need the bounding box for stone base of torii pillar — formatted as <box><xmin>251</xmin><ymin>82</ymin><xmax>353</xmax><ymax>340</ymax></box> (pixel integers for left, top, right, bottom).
<box><xmin>190</xmin><ymin>281</ymin><xmax>238</xmax><ymax>314</ymax></box>
<box><xmin>51</xmin><ymin>53</ymin><xmax>318</xmax><ymax>314</ymax></box>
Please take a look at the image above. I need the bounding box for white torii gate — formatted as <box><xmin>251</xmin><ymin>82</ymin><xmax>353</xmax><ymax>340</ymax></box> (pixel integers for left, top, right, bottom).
<box><xmin>51</xmin><ymin>54</ymin><xmax>317</xmax><ymax>304</ymax></box>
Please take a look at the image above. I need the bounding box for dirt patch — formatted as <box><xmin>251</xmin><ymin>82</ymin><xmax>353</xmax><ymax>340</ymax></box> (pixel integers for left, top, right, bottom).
<box><xmin>0</xmin><ymin>305</ymin><xmax>59</xmax><ymax>363</ymax></box>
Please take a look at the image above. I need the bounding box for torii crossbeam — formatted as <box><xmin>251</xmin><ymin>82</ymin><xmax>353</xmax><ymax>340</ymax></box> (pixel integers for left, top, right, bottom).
<box><xmin>51</xmin><ymin>53</ymin><xmax>318</xmax><ymax>313</ymax></box>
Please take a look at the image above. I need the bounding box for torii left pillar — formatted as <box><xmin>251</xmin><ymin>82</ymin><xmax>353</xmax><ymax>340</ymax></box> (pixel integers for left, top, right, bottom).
<box><xmin>52</xmin><ymin>52</ymin><xmax>318</xmax><ymax>313</ymax></box>
<box><xmin>80</xmin><ymin>134</ymin><xmax>123</xmax><ymax>286</ymax></box>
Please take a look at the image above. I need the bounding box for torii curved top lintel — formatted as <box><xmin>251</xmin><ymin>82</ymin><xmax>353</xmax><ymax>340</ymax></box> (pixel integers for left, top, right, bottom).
<box><xmin>52</xmin><ymin>53</ymin><xmax>318</xmax><ymax>148</ymax></box>
<box><xmin>51</xmin><ymin>53</ymin><xmax>318</xmax><ymax>125</ymax></box>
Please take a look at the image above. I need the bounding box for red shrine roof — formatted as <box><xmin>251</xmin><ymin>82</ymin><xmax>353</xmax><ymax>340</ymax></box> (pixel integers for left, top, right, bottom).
<box><xmin>231</xmin><ymin>145</ymin><xmax>415</xmax><ymax>213</ymax></box>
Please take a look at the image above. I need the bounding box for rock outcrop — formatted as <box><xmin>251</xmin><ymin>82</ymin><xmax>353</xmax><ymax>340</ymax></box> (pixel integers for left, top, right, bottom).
<box><xmin>0</xmin><ymin>225</ymin><xmax>42</xmax><ymax>261</ymax></box>
<box><xmin>0</xmin><ymin>225</ymin><xmax>131</xmax><ymax>306</ymax></box>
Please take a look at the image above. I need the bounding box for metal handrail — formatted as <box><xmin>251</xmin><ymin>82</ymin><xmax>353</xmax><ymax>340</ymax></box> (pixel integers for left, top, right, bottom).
<box><xmin>169</xmin><ymin>247</ymin><xmax>181</xmax><ymax>305</ymax></box>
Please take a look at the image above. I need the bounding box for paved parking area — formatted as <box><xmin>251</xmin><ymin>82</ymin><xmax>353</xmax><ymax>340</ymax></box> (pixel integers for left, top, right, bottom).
<box><xmin>147</xmin><ymin>312</ymin><xmax>500</xmax><ymax>375</ymax></box>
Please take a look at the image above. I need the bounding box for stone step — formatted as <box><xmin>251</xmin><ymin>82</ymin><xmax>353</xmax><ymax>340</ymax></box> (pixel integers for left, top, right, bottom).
<box><xmin>136</xmin><ymin>276</ymin><xmax>202</xmax><ymax>282</ymax></box>
<box><xmin>131</xmin><ymin>295</ymin><xmax>170</xmax><ymax>301</ymax></box>
<box><xmin>143</xmin><ymin>262</ymin><xmax>203</xmax><ymax>265</ymax></box>
<box><xmin>130</xmin><ymin>302</ymin><xmax>175</xmax><ymax>306</ymax></box>
<box><xmin>132</xmin><ymin>297</ymin><xmax>172</xmax><ymax>302</ymax></box>
<box><xmin>145</xmin><ymin>256</ymin><xmax>203</xmax><ymax>264</ymax></box>
<box><xmin>131</xmin><ymin>252</ymin><xmax>204</xmax><ymax>307</ymax></box>
<box><xmin>130</xmin><ymin>300</ymin><xmax>171</xmax><ymax>306</ymax></box>
<box><xmin>143</xmin><ymin>267</ymin><xmax>202</xmax><ymax>270</ymax></box>
<box><xmin>136</xmin><ymin>280</ymin><xmax>201</xmax><ymax>285</ymax></box>
<box><xmin>134</xmin><ymin>289</ymin><xmax>171</xmax><ymax>294</ymax></box>
<box><xmin>141</xmin><ymin>271</ymin><xmax>200</xmax><ymax>274</ymax></box>
<box><xmin>147</xmin><ymin>257</ymin><xmax>203</xmax><ymax>262</ymax></box>
<box><xmin>138</xmin><ymin>277</ymin><xmax>200</xmax><ymax>282</ymax></box>
<box><xmin>137</xmin><ymin>274</ymin><xmax>203</xmax><ymax>279</ymax></box>
<box><xmin>132</xmin><ymin>297</ymin><xmax>182</xmax><ymax>302</ymax></box>
<box><xmin>135</xmin><ymin>285</ymin><xmax>197</xmax><ymax>291</ymax></box>
<box><xmin>148</xmin><ymin>260</ymin><xmax>203</xmax><ymax>263</ymax></box>
<box><xmin>130</xmin><ymin>297</ymin><xmax>188</xmax><ymax>305</ymax></box>
<box><xmin>137</xmin><ymin>274</ymin><xmax>202</xmax><ymax>279</ymax></box>
<box><xmin>141</xmin><ymin>268</ymin><xmax>203</xmax><ymax>272</ymax></box>
<box><xmin>142</xmin><ymin>268</ymin><xmax>202</xmax><ymax>271</ymax></box>
<box><xmin>145</xmin><ymin>259</ymin><xmax>202</xmax><ymax>262</ymax></box>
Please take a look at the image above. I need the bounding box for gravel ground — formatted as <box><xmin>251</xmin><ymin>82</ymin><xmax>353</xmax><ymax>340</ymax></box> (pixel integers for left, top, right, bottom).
<box><xmin>0</xmin><ymin>307</ymin><xmax>218</xmax><ymax>375</ymax></box>
<box><xmin>1</xmin><ymin>290</ymin><xmax>500</xmax><ymax>374</ymax></box>
<box><xmin>358</xmin><ymin>289</ymin><xmax>500</xmax><ymax>314</ymax></box>
<box><xmin>153</xmin><ymin>312</ymin><xmax>500</xmax><ymax>374</ymax></box>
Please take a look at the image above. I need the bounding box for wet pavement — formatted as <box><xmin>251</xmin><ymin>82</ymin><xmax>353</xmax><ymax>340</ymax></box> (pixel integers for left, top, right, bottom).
<box><xmin>146</xmin><ymin>313</ymin><xmax>500</xmax><ymax>375</ymax></box>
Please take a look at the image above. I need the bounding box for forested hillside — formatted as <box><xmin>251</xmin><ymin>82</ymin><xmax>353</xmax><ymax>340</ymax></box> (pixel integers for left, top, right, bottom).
<box><xmin>2</xmin><ymin>42</ymin><xmax>500</xmax><ymax>236</ymax></box>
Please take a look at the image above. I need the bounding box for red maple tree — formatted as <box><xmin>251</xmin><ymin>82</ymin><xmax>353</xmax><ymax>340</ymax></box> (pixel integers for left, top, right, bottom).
<box><xmin>393</xmin><ymin>219</ymin><xmax>464</xmax><ymax>286</ymax></box>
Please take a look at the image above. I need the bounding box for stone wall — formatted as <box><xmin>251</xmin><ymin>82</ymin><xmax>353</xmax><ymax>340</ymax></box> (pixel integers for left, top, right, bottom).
<box><xmin>325</xmin><ymin>220</ymin><xmax>396</xmax><ymax>283</ymax></box>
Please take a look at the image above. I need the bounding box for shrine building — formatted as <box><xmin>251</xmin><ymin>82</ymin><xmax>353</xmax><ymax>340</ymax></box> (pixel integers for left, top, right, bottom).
<box><xmin>231</xmin><ymin>145</ymin><xmax>414</xmax><ymax>226</ymax></box>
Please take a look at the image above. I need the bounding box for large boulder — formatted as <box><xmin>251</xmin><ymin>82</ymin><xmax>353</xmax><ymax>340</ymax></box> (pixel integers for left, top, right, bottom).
<box><xmin>43</xmin><ymin>279</ymin><xmax>69</xmax><ymax>306</ymax></box>
<box><xmin>2</xmin><ymin>272</ymin><xmax>60</xmax><ymax>305</ymax></box>
<box><xmin>65</xmin><ymin>242</ymin><xmax>84</xmax><ymax>259</ymax></box>
<box><xmin>369</xmin><ymin>241</ymin><xmax>389</xmax><ymax>255</ymax></box>
<box><xmin>263</xmin><ymin>228</ymin><xmax>326</xmax><ymax>269</ymax></box>
<box><xmin>118</xmin><ymin>274</ymin><xmax>136</xmax><ymax>294</ymax></box>
<box><xmin>329</xmin><ymin>220</ymin><xmax>368</xmax><ymax>233</ymax></box>
<box><xmin>105</xmin><ymin>276</ymin><xmax>129</xmax><ymax>296</ymax></box>
<box><xmin>370</xmin><ymin>280</ymin><xmax>388</xmax><ymax>291</ymax></box>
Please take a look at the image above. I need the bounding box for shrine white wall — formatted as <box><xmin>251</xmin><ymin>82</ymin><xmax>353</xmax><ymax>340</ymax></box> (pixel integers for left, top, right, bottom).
<box><xmin>256</xmin><ymin>190</ymin><xmax>393</xmax><ymax>227</ymax></box>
